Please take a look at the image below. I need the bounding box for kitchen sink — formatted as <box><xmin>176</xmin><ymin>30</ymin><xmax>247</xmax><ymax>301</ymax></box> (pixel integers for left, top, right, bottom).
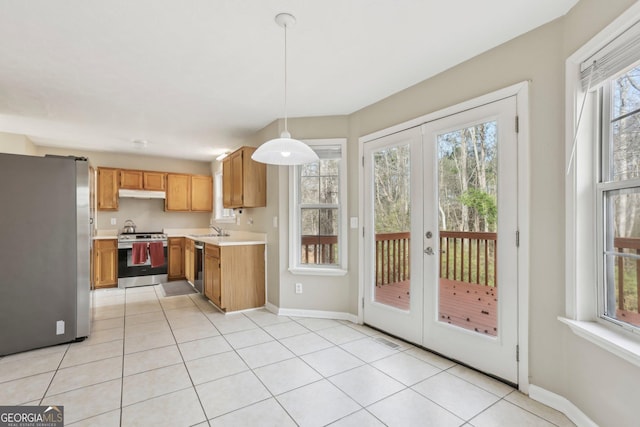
<box><xmin>190</xmin><ymin>233</ymin><xmax>230</xmax><ymax>238</ymax></box>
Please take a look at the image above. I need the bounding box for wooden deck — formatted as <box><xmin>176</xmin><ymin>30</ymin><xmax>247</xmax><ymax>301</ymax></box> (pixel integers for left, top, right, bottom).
<box><xmin>373</xmin><ymin>278</ymin><xmax>498</xmax><ymax>336</ymax></box>
<box><xmin>375</xmin><ymin>280</ymin><xmax>410</xmax><ymax>311</ymax></box>
<box><xmin>439</xmin><ymin>279</ymin><xmax>497</xmax><ymax>336</ymax></box>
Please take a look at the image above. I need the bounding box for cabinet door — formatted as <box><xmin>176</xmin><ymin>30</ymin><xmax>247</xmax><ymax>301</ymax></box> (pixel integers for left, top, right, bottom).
<box><xmin>221</xmin><ymin>147</ymin><xmax>266</xmax><ymax>209</ymax></box>
<box><xmin>211</xmin><ymin>252</ymin><xmax>222</xmax><ymax>307</ymax></box>
<box><xmin>166</xmin><ymin>174</ymin><xmax>191</xmax><ymax>211</ymax></box>
<box><xmin>191</xmin><ymin>175</ymin><xmax>213</xmax><ymax>212</ymax></box>
<box><xmin>119</xmin><ymin>170</ymin><xmax>144</xmax><ymax>190</ymax></box>
<box><xmin>185</xmin><ymin>239</ymin><xmax>194</xmax><ymax>283</ymax></box>
<box><xmin>144</xmin><ymin>172</ymin><xmax>166</xmax><ymax>191</ymax></box>
<box><xmin>205</xmin><ymin>245</ymin><xmax>222</xmax><ymax>307</ymax></box>
<box><xmin>242</xmin><ymin>147</ymin><xmax>266</xmax><ymax>208</ymax></box>
<box><xmin>94</xmin><ymin>239</ymin><xmax>117</xmax><ymax>288</ymax></box>
<box><xmin>167</xmin><ymin>237</ymin><xmax>185</xmax><ymax>280</ymax></box>
<box><xmin>230</xmin><ymin>151</ymin><xmax>244</xmax><ymax>207</ymax></box>
<box><xmin>222</xmin><ymin>158</ymin><xmax>232</xmax><ymax>208</ymax></box>
<box><xmin>97</xmin><ymin>168</ymin><xmax>119</xmax><ymax>211</ymax></box>
<box><xmin>204</xmin><ymin>251</ymin><xmax>214</xmax><ymax>301</ymax></box>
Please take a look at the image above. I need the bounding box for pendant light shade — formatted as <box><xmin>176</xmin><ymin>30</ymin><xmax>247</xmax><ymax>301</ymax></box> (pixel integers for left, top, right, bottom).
<box><xmin>252</xmin><ymin>131</ymin><xmax>319</xmax><ymax>165</ymax></box>
<box><xmin>252</xmin><ymin>13</ymin><xmax>319</xmax><ymax>166</ymax></box>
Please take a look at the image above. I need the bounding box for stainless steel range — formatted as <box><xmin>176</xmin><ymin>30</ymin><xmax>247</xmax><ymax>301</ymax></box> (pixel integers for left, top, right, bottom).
<box><xmin>117</xmin><ymin>231</ymin><xmax>168</xmax><ymax>288</ymax></box>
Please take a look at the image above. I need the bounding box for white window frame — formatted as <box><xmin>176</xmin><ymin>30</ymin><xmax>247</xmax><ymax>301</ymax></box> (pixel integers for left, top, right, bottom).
<box><xmin>214</xmin><ymin>171</ymin><xmax>235</xmax><ymax>223</ymax></box>
<box><xmin>562</xmin><ymin>2</ymin><xmax>640</xmax><ymax>368</ymax></box>
<box><xmin>289</xmin><ymin>138</ymin><xmax>348</xmax><ymax>276</ymax></box>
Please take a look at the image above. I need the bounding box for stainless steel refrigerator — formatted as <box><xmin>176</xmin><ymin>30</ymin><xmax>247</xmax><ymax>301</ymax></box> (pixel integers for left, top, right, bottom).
<box><xmin>0</xmin><ymin>153</ymin><xmax>91</xmax><ymax>355</ymax></box>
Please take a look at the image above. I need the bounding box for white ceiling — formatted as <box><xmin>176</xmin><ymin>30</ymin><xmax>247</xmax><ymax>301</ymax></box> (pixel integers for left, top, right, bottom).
<box><xmin>0</xmin><ymin>0</ymin><xmax>578</xmax><ymax>161</ymax></box>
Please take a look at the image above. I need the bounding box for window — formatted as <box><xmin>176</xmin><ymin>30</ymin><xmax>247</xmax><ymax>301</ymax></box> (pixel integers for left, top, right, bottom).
<box><xmin>598</xmin><ymin>67</ymin><xmax>640</xmax><ymax>331</ymax></box>
<box><xmin>289</xmin><ymin>139</ymin><xmax>347</xmax><ymax>275</ymax></box>
<box><xmin>214</xmin><ymin>171</ymin><xmax>235</xmax><ymax>223</ymax></box>
<box><xmin>564</xmin><ymin>4</ymin><xmax>640</xmax><ymax>366</ymax></box>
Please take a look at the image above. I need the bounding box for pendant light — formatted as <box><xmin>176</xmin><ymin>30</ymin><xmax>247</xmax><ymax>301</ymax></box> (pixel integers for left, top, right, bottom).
<box><xmin>252</xmin><ymin>13</ymin><xmax>319</xmax><ymax>166</ymax></box>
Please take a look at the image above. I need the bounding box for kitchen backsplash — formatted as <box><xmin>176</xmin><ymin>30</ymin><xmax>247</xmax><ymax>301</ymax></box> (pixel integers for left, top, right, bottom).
<box><xmin>96</xmin><ymin>198</ymin><xmax>211</xmax><ymax>232</ymax></box>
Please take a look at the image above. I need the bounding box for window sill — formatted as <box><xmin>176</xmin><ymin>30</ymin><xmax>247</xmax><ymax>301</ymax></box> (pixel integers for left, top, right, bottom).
<box><xmin>288</xmin><ymin>267</ymin><xmax>348</xmax><ymax>277</ymax></box>
<box><xmin>558</xmin><ymin>317</ymin><xmax>640</xmax><ymax>368</ymax></box>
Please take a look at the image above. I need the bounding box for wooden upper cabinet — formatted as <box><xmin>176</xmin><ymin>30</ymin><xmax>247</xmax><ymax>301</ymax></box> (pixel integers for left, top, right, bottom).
<box><xmin>191</xmin><ymin>175</ymin><xmax>213</xmax><ymax>212</ymax></box>
<box><xmin>165</xmin><ymin>173</ymin><xmax>213</xmax><ymax>212</ymax></box>
<box><xmin>222</xmin><ymin>157</ymin><xmax>232</xmax><ymax>208</ymax></box>
<box><xmin>119</xmin><ymin>170</ymin><xmax>144</xmax><ymax>190</ymax></box>
<box><xmin>120</xmin><ymin>169</ymin><xmax>166</xmax><ymax>191</ymax></box>
<box><xmin>165</xmin><ymin>173</ymin><xmax>191</xmax><ymax>211</ymax></box>
<box><xmin>97</xmin><ymin>167</ymin><xmax>119</xmax><ymax>211</ymax></box>
<box><xmin>222</xmin><ymin>146</ymin><xmax>266</xmax><ymax>209</ymax></box>
<box><xmin>143</xmin><ymin>172</ymin><xmax>166</xmax><ymax>191</ymax></box>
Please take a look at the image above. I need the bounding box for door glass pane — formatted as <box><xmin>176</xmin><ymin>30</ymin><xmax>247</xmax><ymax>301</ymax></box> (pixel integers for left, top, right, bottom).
<box><xmin>373</xmin><ymin>145</ymin><xmax>411</xmax><ymax>310</ymax></box>
<box><xmin>437</xmin><ymin>121</ymin><xmax>498</xmax><ymax>335</ymax></box>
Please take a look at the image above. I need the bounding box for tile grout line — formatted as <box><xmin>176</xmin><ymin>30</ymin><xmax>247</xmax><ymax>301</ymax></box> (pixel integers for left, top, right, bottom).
<box><xmin>44</xmin><ymin>288</ymin><xmax>568</xmax><ymax>426</ymax></box>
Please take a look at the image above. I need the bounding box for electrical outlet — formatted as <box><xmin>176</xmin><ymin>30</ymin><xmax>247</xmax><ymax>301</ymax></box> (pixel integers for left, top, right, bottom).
<box><xmin>295</xmin><ymin>283</ymin><xmax>303</xmax><ymax>294</ymax></box>
<box><xmin>56</xmin><ymin>320</ymin><xmax>65</xmax><ymax>335</ymax></box>
<box><xmin>350</xmin><ymin>217</ymin><xmax>358</xmax><ymax>229</ymax></box>
<box><xmin>110</xmin><ymin>218</ymin><xmax>117</xmax><ymax>225</ymax></box>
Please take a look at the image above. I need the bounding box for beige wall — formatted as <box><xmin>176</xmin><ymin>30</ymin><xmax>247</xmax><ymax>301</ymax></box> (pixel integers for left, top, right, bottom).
<box><xmin>0</xmin><ymin>132</ymin><xmax>37</xmax><ymax>155</ymax></box>
<box><xmin>249</xmin><ymin>0</ymin><xmax>640</xmax><ymax>425</ymax></box>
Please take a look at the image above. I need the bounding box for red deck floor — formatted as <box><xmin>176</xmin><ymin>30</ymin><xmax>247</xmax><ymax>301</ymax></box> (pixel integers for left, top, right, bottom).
<box><xmin>374</xmin><ymin>279</ymin><xmax>498</xmax><ymax>336</ymax></box>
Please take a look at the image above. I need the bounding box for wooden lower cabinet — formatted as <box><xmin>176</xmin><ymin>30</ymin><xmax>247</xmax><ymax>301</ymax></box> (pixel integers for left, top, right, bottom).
<box><xmin>94</xmin><ymin>239</ymin><xmax>118</xmax><ymax>288</ymax></box>
<box><xmin>185</xmin><ymin>239</ymin><xmax>195</xmax><ymax>283</ymax></box>
<box><xmin>204</xmin><ymin>245</ymin><xmax>220</xmax><ymax>306</ymax></box>
<box><xmin>204</xmin><ymin>243</ymin><xmax>265</xmax><ymax>312</ymax></box>
<box><xmin>167</xmin><ymin>237</ymin><xmax>185</xmax><ymax>280</ymax></box>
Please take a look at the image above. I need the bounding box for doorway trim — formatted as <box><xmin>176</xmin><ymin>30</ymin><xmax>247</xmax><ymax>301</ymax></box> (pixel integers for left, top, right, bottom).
<box><xmin>357</xmin><ymin>81</ymin><xmax>530</xmax><ymax>393</ymax></box>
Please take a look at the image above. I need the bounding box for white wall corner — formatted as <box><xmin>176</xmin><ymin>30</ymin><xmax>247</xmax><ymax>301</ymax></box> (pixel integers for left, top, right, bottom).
<box><xmin>528</xmin><ymin>385</ymin><xmax>598</xmax><ymax>427</ymax></box>
<box><xmin>265</xmin><ymin>301</ymin><xmax>279</xmax><ymax>315</ymax></box>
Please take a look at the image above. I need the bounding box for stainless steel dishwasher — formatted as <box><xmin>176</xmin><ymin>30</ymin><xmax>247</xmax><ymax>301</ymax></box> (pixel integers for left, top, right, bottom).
<box><xmin>193</xmin><ymin>241</ymin><xmax>204</xmax><ymax>294</ymax></box>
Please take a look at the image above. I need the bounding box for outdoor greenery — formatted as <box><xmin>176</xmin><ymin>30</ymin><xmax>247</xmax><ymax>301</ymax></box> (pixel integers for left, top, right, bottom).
<box><xmin>299</xmin><ymin>157</ymin><xmax>340</xmax><ymax>265</ymax></box>
<box><xmin>438</xmin><ymin>122</ymin><xmax>497</xmax><ymax>233</ymax></box>
<box><xmin>608</xmin><ymin>65</ymin><xmax>640</xmax><ymax>322</ymax></box>
<box><xmin>372</xmin><ymin>122</ymin><xmax>499</xmax><ymax>288</ymax></box>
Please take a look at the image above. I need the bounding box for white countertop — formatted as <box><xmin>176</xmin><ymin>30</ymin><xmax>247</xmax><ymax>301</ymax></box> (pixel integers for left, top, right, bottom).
<box><xmin>93</xmin><ymin>229</ymin><xmax>117</xmax><ymax>240</ymax></box>
<box><xmin>164</xmin><ymin>228</ymin><xmax>266</xmax><ymax>246</ymax></box>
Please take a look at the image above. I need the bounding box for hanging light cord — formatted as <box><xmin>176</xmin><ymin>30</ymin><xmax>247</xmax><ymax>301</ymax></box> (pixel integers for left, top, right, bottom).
<box><xmin>283</xmin><ymin>21</ymin><xmax>289</xmax><ymax>135</ymax></box>
<box><xmin>566</xmin><ymin>61</ymin><xmax>596</xmax><ymax>176</ymax></box>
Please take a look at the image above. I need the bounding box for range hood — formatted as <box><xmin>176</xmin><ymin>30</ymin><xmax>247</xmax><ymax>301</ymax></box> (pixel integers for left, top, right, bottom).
<box><xmin>118</xmin><ymin>189</ymin><xmax>166</xmax><ymax>199</ymax></box>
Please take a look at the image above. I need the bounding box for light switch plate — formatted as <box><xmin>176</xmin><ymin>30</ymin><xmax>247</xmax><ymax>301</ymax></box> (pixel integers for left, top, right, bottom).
<box><xmin>273</xmin><ymin>216</ymin><xmax>278</xmax><ymax>228</ymax></box>
<box><xmin>56</xmin><ymin>320</ymin><xmax>65</xmax><ymax>335</ymax></box>
<box><xmin>110</xmin><ymin>218</ymin><xmax>117</xmax><ymax>225</ymax></box>
<box><xmin>350</xmin><ymin>217</ymin><xmax>358</xmax><ymax>229</ymax></box>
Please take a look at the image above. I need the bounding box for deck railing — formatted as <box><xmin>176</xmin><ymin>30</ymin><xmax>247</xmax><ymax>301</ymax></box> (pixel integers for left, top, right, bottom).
<box><xmin>301</xmin><ymin>235</ymin><xmax>338</xmax><ymax>265</ymax></box>
<box><xmin>301</xmin><ymin>231</ymin><xmax>498</xmax><ymax>288</ymax></box>
<box><xmin>375</xmin><ymin>232</ymin><xmax>411</xmax><ymax>286</ymax></box>
<box><xmin>440</xmin><ymin>231</ymin><xmax>497</xmax><ymax>287</ymax></box>
<box><xmin>615</xmin><ymin>236</ymin><xmax>640</xmax><ymax>314</ymax></box>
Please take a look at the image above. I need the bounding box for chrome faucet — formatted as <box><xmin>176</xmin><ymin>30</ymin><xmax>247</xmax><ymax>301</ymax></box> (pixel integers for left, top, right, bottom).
<box><xmin>210</xmin><ymin>225</ymin><xmax>223</xmax><ymax>236</ymax></box>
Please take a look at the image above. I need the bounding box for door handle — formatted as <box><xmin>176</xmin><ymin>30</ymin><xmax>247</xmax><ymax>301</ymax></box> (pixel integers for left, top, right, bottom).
<box><xmin>424</xmin><ymin>247</ymin><xmax>434</xmax><ymax>255</ymax></box>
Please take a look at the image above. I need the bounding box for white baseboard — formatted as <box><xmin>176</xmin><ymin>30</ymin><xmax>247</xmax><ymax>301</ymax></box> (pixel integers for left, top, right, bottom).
<box><xmin>529</xmin><ymin>385</ymin><xmax>598</xmax><ymax>427</ymax></box>
<box><xmin>267</xmin><ymin>305</ymin><xmax>358</xmax><ymax>324</ymax></box>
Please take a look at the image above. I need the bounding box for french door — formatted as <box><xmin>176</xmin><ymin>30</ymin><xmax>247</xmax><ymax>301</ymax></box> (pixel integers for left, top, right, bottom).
<box><xmin>363</xmin><ymin>96</ymin><xmax>519</xmax><ymax>384</ymax></box>
<box><xmin>363</xmin><ymin>127</ymin><xmax>424</xmax><ymax>343</ymax></box>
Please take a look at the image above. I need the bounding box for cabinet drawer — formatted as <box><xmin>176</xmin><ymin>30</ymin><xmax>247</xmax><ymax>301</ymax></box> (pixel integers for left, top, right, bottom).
<box><xmin>205</xmin><ymin>244</ymin><xmax>220</xmax><ymax>258</ymax></box>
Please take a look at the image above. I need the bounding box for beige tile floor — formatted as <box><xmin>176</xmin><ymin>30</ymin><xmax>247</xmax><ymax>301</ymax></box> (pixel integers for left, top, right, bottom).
<box><xmin>0</xmin><ymin>286</ymin><xmax>576</xmax><ymax>427</ymax></box>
